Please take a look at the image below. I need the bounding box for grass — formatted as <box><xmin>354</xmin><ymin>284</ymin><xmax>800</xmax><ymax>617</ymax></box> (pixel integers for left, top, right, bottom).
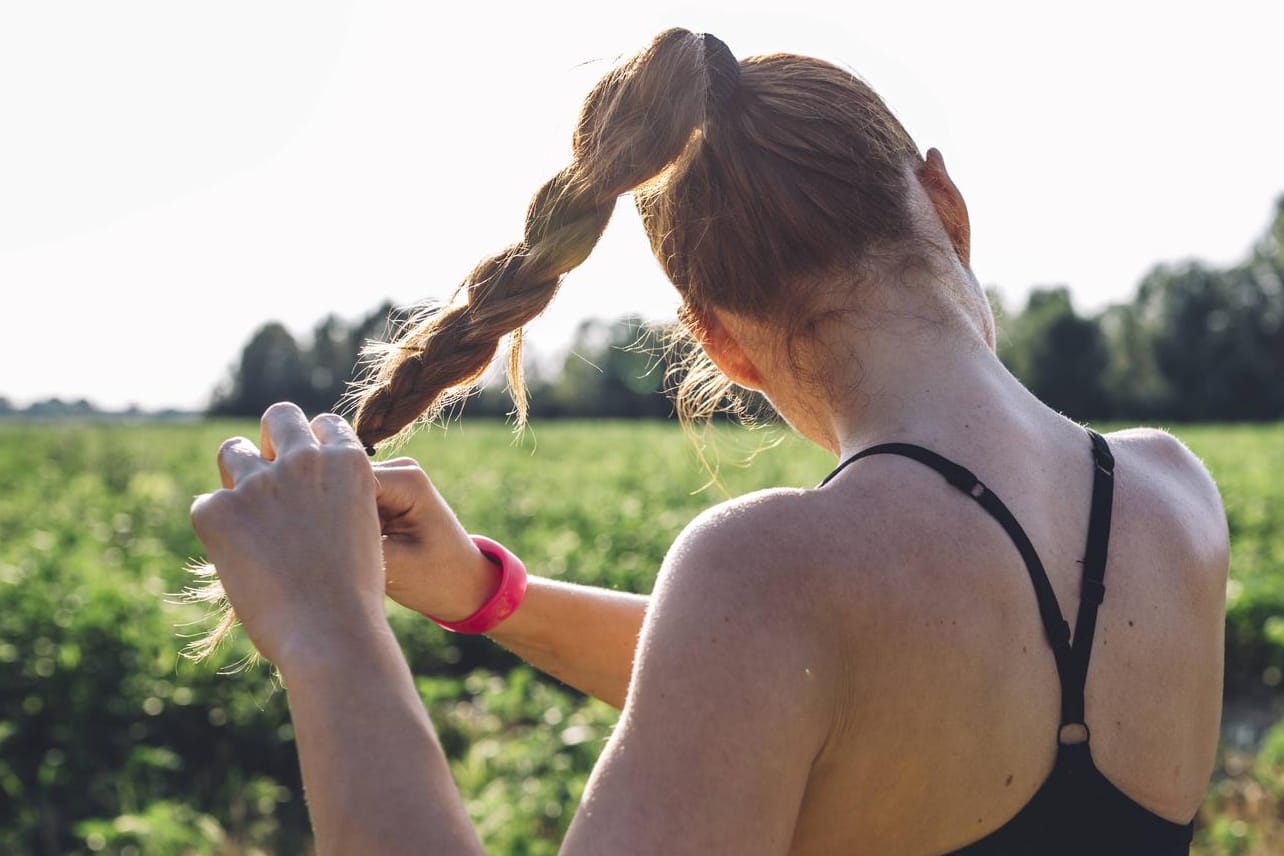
<box><xmin>0</xmin><ymin>419</ymin><xmax>1280</xmax><ymax>853</ymax></box>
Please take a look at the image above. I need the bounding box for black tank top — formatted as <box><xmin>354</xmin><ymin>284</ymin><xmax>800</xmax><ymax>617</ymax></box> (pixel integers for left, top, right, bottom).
<box><xmin>820</xmin><ymin>428</ymin><xmax>1196</xmax><ymax>854</ymax></box>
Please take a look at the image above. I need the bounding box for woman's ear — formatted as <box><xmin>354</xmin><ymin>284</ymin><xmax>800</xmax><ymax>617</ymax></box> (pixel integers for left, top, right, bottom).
<box><xmin>697</xmin><ymin>309</ymin><xmax>764</xmax><ymax>391</ymax></box>
<box><xmin>917</xmin><ymin>148</ymin><xmax>971</xmax><ymax>268</ymax></box>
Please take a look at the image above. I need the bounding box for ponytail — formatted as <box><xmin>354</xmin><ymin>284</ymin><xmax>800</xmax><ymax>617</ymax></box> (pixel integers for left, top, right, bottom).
<box><xmin>188</xmin><ymin>28</ymin><xmax>933</xmax><ymax>662</ymax></box>
<box><xmin>353</xmin><ymin>28</ymin><xmax>730</xmax><ymax>448</ymax></box>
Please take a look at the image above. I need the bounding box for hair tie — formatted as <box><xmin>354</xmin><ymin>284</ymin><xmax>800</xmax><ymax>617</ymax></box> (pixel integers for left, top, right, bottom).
<box><xmin>364</xmin><ymin>444</ymin><xmax>377</xmax><ymax>457</ymax></box>
<box><xmin>699</xmin><ymin>33</ymin><xmax>740</xmax><ymax>110</ymax></box>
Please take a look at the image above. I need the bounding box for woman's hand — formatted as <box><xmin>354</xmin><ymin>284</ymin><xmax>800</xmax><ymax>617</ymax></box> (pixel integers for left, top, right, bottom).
<box><xmin>189</xmin><ymin>403</ymin><xmax>388</xmax><ymax>666</ymax></box>
<box><xmin>378</xmin><ymin>459</ymin><xmax>651</xmax><ymax>708</ymax></box>
<box><xmin>373</xmin><ymin>458</ymin><xmax>500</xmax><ymax>622</ymax></box>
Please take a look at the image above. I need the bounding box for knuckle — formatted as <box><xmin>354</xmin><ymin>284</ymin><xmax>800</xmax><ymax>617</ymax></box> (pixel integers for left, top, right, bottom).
<box><xmin>373</xmin><ymin>461</ymin><xmax>431</xmax><ymax>496</ymax></box>
<box><xmin>325</xmin><ymin>442</ymin><xmax>371</xmax><ymax>469</ymax></box>
<box><xmin>235</xmin><ymin>469</ymin><xmax>271</xmax><ymax>496</ymax></box>
<box><xmin>400</xmin><ymin>463</ymin><xmax>433</xmax><ymax>489</ymax></box>
<box><xmin>190</xmin><ymin>491</ymin><xmax>230</xmax><ymax>534</ymax></box>
<box><xmin>373</xmin><ymin>457</ymin><xmax>420</xmax><ymax>474</ymax></box>
<box><xmin>263</xmin><ymin>401</ymin><xmax>301</xmax><ymax>421</ymax></box>
<box><xmin>217</xmin><ymin>435</ymin><xmax>250</xmax><ymax>461</ymax></box>
<box><xmin>279</xmin><ymin>445</ymin><xmax>321</xmax><ymax>470</ymax></box>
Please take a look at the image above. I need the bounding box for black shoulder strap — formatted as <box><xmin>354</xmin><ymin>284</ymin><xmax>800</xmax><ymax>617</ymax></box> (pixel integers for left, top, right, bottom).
<box><xmin>820</xmin><ymin>443</ymin><xmax>1076</xmax><ymax>703</ymax></box>
<box><xmin>820</xmin><ymin>429</ymin><xmax>1116</xmax><ymax>744</ymax></box>
<box><xmin>1061</xmin><ymin>429</ymin><xmax>1115</xmax><ymax>736</ymax></box>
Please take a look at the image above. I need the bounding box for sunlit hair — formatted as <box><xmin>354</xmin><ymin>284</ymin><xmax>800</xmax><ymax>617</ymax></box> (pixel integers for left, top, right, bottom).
<box><xmin>350</xmin><ymin>27</ymin><xmax>921</xmax><ymax>450</ymax></box>
<box><xmin>183</xmin><ymin>29</ymin><xmax>925</xmax><ymax>663</ymax></box>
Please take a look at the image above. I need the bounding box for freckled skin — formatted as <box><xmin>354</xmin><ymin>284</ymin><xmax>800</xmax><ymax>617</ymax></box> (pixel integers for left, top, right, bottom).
<box><xmin>191</xmin><ymin>138</ymin><xmax>1231</xmax><ymax>855</ymax></box>
<box><xmin>781</xmin><ymin>426</ymin><xmax>1227</xmax><ymax>854</ymax></box>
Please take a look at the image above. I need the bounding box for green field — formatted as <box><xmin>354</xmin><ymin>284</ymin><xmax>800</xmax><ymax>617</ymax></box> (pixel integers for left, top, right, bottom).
<box><xmin>1</xmin><ymin>420</ymin><xmax>1282</xmax><ymax>854</ymax></box>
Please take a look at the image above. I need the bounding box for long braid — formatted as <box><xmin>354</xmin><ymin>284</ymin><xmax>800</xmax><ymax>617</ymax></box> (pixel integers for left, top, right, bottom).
<box><xmin>180</xmin><ymin>29</ymin><xmax>730</xmax><ymax>665</ymax></box>
<box><xmin>353</xmin><ymin>28</ymin><xmax>722</xmax><ymax>449</ymax></box>
<box><xmin>188</xmin><ymin>26</ymin><xmax>941</xmax><ymax>663</ymax></box>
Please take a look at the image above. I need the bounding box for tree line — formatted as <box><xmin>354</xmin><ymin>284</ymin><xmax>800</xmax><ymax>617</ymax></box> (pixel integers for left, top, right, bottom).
<box><xmin>206</xmin><ymin>307</ymin><xmax>675</xmax><ymax>421</ymax></box>
<box><xmin>209</xmin><ymin>197</ymin><xmax>1284</xmax><ymax>424</ymax></box>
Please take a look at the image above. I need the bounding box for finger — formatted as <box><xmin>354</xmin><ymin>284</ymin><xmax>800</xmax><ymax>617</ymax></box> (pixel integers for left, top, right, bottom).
<box><xmin>373</xmin><ymin>461</ymin><xmax>425</xmax><ymax>519</ymax></box>
<box><xmin>373</xmin><ymin>464</ymin><xmax>420</xmax><ymax>499</ymax></box>
<box><xmin>373</xmin><ymin>457</ymin><xmax>423</xmax><ymax>471</ymax></box>
<box><xmin>190</xmin><ymin>490</ymin><xmax>231</xmax><ymax>542</ymax></box>
<box><xmin>310</xmin><ymin>413</ymin><xmax>364</xmax><ymax>450</ymax></box>
<box><xmin>373</xmin><ymin>464</ymin><xmax>430</xmax><ymax>521</ymax></box>
<box><xmin>260</xmin><ymin>402</ymin><xmax>318</xmax><ymax>461</ymax></box>
<box><xmin>218</xmin><ymin>436</ymin><xmax>267</xmax><ymax>489</ymax></box>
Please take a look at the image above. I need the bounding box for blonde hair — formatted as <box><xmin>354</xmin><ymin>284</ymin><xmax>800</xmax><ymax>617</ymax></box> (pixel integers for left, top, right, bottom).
<box><xmin>185</xmin><ymin>28</ymin><xmax>925</xmax><ymax>662</ymax></box>
<box><xmin>351</xmin><ymin>28</ymin><xmax>921</xmax><ymax>449</ymax></box>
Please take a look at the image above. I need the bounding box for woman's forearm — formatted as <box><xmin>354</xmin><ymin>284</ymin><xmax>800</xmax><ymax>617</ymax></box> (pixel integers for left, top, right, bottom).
<box><xmin>278</xmin><ymin>623</ymin><xmax>484</xmax><ymax>856</ymax></box>
<box><xmin>484</xmin><ymin>577</ymin><xmax>648</xmax><ymax>709</ymax></box>
<box><xmin>372</xmin><ymin>462</ymin><xmax>649</xmax><ymax>707</ymax></box>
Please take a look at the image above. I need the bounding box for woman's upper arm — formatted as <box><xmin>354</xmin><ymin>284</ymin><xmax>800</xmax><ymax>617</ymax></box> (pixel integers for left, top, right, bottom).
<box><xmin>560</xmin><ymin>493</ymin><xmax>844</xmax><ymax>856</ymax></box>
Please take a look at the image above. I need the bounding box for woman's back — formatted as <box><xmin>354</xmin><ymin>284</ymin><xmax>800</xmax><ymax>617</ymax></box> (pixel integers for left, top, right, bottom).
<box><xmin>186</xmin><ymin>28</ymin><xmax>1229</xmax><ymax>856</ymax></box>
<box><xmin>770</xmin><ymin>397</ymin><xmax>1227</xmax><ymax>854</ymax></box>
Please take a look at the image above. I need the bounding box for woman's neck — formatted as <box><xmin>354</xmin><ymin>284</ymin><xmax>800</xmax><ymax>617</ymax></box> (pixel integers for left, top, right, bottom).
<box><xmin>771</xmin><ymin>274</ymin><xmax>1041</xmax><ymax>459</ymax></box>
<box><xmin>825</xmin><ymin>337</ymin><xmax>1038</xmax><ymax>461</ymax></box>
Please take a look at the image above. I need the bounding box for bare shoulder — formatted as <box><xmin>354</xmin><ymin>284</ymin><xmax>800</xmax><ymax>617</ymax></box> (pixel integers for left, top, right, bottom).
<box><xmin>628</xmin><ymin>485</ymin><xmax>850</xmax><ymax>750</ymax></box>
<box><xmin>655</xmin><ymin>477</ymin><xmax>911</xmax><ymax>632</ymax></box>
<box><xmin>658</xmin><ymin>486</ymin><xmax>834</xmax><ymax>611</ymax></box>
<box><xmin>1105</xmin><ymin>426</ymin><xmax>1230</xmax><ymax>576</ymax></box>
<box><xmin>570</xmin><ymin>486</ymin><xmax>849</xmax><ymax>855</ymax></box>
<box><xmin>1106</xmin><ymin>427</ymin><xmax>1225</xmax><ymax>519</ymax></box>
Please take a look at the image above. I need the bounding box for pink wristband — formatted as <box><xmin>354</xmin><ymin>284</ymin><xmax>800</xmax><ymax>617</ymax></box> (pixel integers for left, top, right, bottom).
<box><xmin>429</xmin><ymin>535</ymin><xmax>528</xmax><ymax>635</ymax></box>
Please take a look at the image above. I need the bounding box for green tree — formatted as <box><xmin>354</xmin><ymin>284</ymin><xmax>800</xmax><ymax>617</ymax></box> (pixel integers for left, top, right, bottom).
<box><xmin>546</xmin><ymin>317</ymin><xmax>671</xmax><ymax>419</ymax></box>
<box><xmin>1133</xmin><ymin>259</ymin><xmax>1284</xmax><ymax>420</ymax></box>
<box><xmin>300</xmin><ymin>314</ymin><xmax>352</xmax><ymax>414</ymax></box>
<box><xmin>1098</xmin><ymin>302</ymin><xmax>1171</xmax><ymax>419</ymax></box>
<box><xmin>209</xmin><ymin>323</ymin><xmax>309</xmax><ymax>417</ymax></box>
<box><xmin>998</xmin><ymin>287</ymin><xmax>1111</xmax><ymax>420</ymax></box>
<box><xmin>209</xmin><ymin>304</ymin><xmax>402</xmax><ymax>418</ymax></box>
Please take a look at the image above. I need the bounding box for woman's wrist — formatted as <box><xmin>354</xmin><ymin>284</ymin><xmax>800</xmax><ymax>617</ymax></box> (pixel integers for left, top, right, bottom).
<box><xmin>415</xmin><ymin>544</ymin><xmax>505</xmax><ymax>623</ymax></box>
<box><xmin>275</xmin><ymin>611</ymin><xmax>402</xmax><ymax>681</ymax></box>
<box><xmin>427</xmin><ymin>536</ymin><xmax>527</xmax><ymax>635</ymax></box>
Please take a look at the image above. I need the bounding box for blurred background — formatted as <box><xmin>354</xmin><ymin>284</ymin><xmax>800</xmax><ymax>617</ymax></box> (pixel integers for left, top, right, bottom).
<box><xmin>2</xmin><ymin>1</ymin><xmax>1283</xmax><ymax>853</ymax></box>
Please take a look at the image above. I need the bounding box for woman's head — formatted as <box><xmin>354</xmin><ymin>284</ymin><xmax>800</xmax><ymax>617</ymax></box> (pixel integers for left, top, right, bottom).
<box><xmin>352</xmin><ymin>28</ymin><xmax>974</xmax><ymax>449</ymax></box>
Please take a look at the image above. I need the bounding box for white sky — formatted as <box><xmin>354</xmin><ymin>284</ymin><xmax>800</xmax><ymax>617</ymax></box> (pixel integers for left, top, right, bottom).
<box><xmin>2</xmin><ymin>0</ymin><xmax>1282</xmax><ymax>410</ymax></box>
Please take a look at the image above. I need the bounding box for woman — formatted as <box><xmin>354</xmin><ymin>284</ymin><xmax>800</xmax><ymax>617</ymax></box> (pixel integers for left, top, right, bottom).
<box><xmin>190</xmin><ymin>28</ymin><xmax>1229</xmax><ymax>854</ymax></box>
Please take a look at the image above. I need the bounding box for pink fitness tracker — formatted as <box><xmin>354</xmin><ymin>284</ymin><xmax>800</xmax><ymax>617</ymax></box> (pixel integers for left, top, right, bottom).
<box><xmin>429</xmin><ymin>535</ymin><xmax>528</xmax><ymax>635</ymax></box>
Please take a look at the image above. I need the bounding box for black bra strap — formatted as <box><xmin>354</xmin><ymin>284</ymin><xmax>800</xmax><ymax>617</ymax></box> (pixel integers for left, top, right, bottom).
<box><xmin>820</xmin><ymin>429</ymin><xmax>1116</xmax><ymax>743</ymax></box>
<box><xmin>1062</xmin><ymin>429</ymin><xmax>1115</xmax><ymax>732</ymax></box>
<box><xmin>820</xmin><ymin>443</ymin><xmax>1075</xmax><ymax>693</ymax></box>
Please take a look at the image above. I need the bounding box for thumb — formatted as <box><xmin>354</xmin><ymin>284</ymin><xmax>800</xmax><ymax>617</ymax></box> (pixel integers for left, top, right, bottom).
<box><xmin>372</xmin><ymin>459</ymin><xmax>434</xmax><ymax>526</ymax></box>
